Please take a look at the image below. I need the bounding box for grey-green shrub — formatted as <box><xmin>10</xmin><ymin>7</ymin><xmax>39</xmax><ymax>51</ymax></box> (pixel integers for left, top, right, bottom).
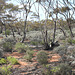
<box><xmin>24</xmin><ymin>50</ymin><xmax>34</xmax><ymax>61</ymax></box>
<box><xmin>54</xmin><ymin>45</ymin><xmax>67</xmax><ymax>56</ymax></box>
<box><xmin>37</xmin><ymin>51</ymin><xmax>48</xmax><ymax>64</ymax></box>
<box><xmin>0</xmin><ymin>37</ymin><xmax>16</xmax><ymax>52</ymax></box>
<box><xmin>3</xmin><ymin>36</ymin><xmax>16</xmax><ymax>45</ymax></box>
<box><xmin>15</xmin><ymin>42</ymin><xmax>29</xmax><ymax>53</ymax></box>
<box><xmin>2</xmin><ymin>42</ymin><xmax>12</xmax><ymax>52</ymax></box>
<box><xmin>58</xmin><ymin>63</ymin><xmax>72</xmax><ymax>75</ymax></box>
<box><xmin>3</xmin><ymin>29</ymin><xmax>11</xmax><ymax>35</ymax></box>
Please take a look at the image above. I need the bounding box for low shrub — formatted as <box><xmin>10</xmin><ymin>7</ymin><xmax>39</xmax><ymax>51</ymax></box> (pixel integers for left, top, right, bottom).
<box><xmin>2</xmin><ymin>42</ymin><xmax>12</xmax><ymax>52</ymax></box>
<box><xmin>67</xmin><ymin>38</ymin><xmax>75</xmax><ymax>44</ymax></box>
<box><xmin>0</xmin><ymin>37</ymin><xmax>16</xmax><ymax>52</ymax></box>
<box><xmin>15</xmin><ymin>42</ymin><xmax>29</xmax><ymax>53</ymax></box>
<box><xmin>43</xmin><ymin>63</ymin><xmax>72</xmax><ymax>75</ymax></box>
<box><xmin>3</xmin><ymin>36</ymin><xmax>16</xmax><ymax>45</ymax></box>
<box><xmin>0</xmin><ymin>65</ymin><xmax>12</xmax><ymax>75</ymax></box>
<box><xmin>7</xmin><ymin>56</ymin><xmax>19</xmax><ymax>65</ymax></box>
<box><xmin>3</xmin><ymin>29</ymin><xmax>11</xmax><ymax>35</ymax></box>
<box><xmin>30</xmin><ymin>41</ymin><xmax>38</xmax><ymax>45</ymax></box>
<box><xmin>24</xmin><ymin>50</ymin><xmax>34</xmax><ymax>61</ymax></box>
<box><xmin>54</xmin><ymin>45</ymin><xmax>67</xmax><ymax>56</ymax></box>
<box><xmin>58</xmin><ymin>63</ymin><xmax>72</xmax><ymax>75</ymax></box>
<box><xmin>37</xmin><ymin>51</ymin><xmax>48</xmax><ymax>64</ymax></box>
<box><xmin>72</xmin><ymin>40</ymin><xmax>75</xmax><ymax>44</ymax></box>
<box><xmin>0</xmin><ymin>58</ymin><xmax>7</xmax><ymax>64</ymax></box>
<box><xmin>67</xmin><ymin>38</ymin><xmax>72</xmax><ymax>44</ymax></box>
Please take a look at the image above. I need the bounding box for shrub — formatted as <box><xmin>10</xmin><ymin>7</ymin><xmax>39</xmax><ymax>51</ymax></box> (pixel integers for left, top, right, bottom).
<box><xmin>3</xmin><ymin>36</ymin><xmax>16</xmax><ymax>45</ymax></box>
<box><xmin>37</xmin><ymin>51</ymin><xmax>48</xmax><ymax>64</ymax></box>
<box><xmin>26</xmin><ymin>50</ymin><xmax>34</xmax><ymax>57</ymax></box>
<box><xmin>58</xmin><ymin>63</ymin><xmax>72</xmax><ymax>75</ymax></box>
<box><xmin>0</xmin><ymin>65</ymin><xmax>12</xmax><ymax>75</ymax></box>
<box><xmin>15</xmin><ymin>42</ymin><xmax>29</xmax><ymax>53</ymax></box>
<box><xmin>0</xmin><ymin>58</ymin><xmax>7</xmax><ymax>64</ymax></box>
<box><xmin>30</xmin><ymin>41</ymin><xmax>38</xmax><ymax>45</ymax></box>
<box><xmin>54</xmin><ymin>45</ymin><xmax>67</xmax><ymax>56</ymax></box>
<box><xmin>24</xmin><ymin>55</ymin><xmax>32</xmax><ymax>61</ymax></box>
<box><xmin>0</xmin><ymin>37</ymin><xmax>16</xmax><ymax>52</ymax></box>
<box><xmin>72</xmin><ymin>40</ymin><xmax>75</xmax><ymax>44</ymax></box>
<box><xmin>67</xmin><ymin>38</ymin><xmax>72</xmax><ymax>44</ymax></box>
<box><xmin>7</xmin><ymin>56</ymin><xmax>19</xmax><ymax>65</ymax></box>
<box><xmin>2</xmin><ymin>42</ymin><xmax>12</xmax><ymax>52</ymax></box>
<box><xmin>42</xmin><ymin>64</ymin><xmax>60</xmax><ymax>75</ymax></box>
<box><xmin>43</xmin><ymin>63</ymin><xmax>72</xmax><ymax>75</ymax></box>
<box><xmin>67</xmin><ymin>38</ymin><xmax>75</xmax><ymax>44</ymax></box>
<box><xmin>24</xmin><ymin>50</ymin><xmax>34</xmax><ymax>61</ymax></box>
<box><xmin>3</xmin><ymin>29</ymin><xmax>11</xmax><ymax>35</ymax></box>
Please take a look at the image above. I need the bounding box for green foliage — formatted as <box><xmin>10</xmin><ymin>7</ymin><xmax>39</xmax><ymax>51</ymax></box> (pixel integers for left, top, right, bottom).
<box><xmin>37</xmin><ymin>51</ymin><xmax>48</xmax><ymax>64</ymax></box>
<box><xmin>67</xmin><ymin>38</ymin><xmax>72</xmax><ymax>44</ymax></box>
<box><xmin>58</xmin><ymin>63</ymin><xmax>72</xmax><ymax>75</ymax></box>
<box><xmin>24</xmin><ymin>55</ymin><xmax>32</xmax><ymax>61</ymax></box>
<box><xmin>51</xmin><ymin>66</ymin><xmax>60</xmax><ymax>73</ymax></box>
<box><xmin>0</xmin><ymin>58</ymin><xmax>7</xmax><ymax>64</ymax></box>
<box><xmin>26</xmin><ymin>50</ymin><xmax>34</xmax><ymax>57</ymax></box>
<box><xmin>43</xmin><ymin>63</ymin><xmax>72</xmax><ymax>75</ymax></box>
<box><xmin>7</xmin><ymin>56</ymin><xmax>19</xmax><ymax>65</ymax></box>
<box><xmin>67</xmin><ymin>38</ymin><xmax>75</xmax><ymax>44</ymax></box>
<box><xmin>30</xmin><ymin>40</ymin><xmax>44</xmax><ymax>45</ymax></box>
<box><xmin>15</xmin><ymin>42</ymin><xmax>29</xmax><ymax>53</ymax></box>
<box><xmin>3</xmin><ymin>42</ymin><xmax>12</xmax><ymax>52</ymax></box>
<box><xmin>72</xmin><ymin>40</ymin><xmax>75</xmax><ymax>44</ymax></box>
<box><xmin>24</xmin><ymin>50</ymin><xmax>34</xmax><ymax>61</ymax></box>
<box><xmin>0</xmin><ymin>65</ymin><xmax>12</xmax><ymax>75</ymax></box>
<box><xmin>30</xmin><ymin>41</ymin><xmax>38</xmax><ymax>45</ymax></box>
<box><xmin>44</xmin><ymin>66</ymin><xmax>60</xmax><ymax>75</ymax></box>
<box><xmin>3</xmin><ymin>29</ymin><xmax>11</xmax><ymax>35</ymax></box>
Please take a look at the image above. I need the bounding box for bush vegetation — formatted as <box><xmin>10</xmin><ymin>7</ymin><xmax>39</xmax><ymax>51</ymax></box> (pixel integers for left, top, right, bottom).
<box><xmin>67</xmin><ymin>38</ymin><xmax>75</xmax><ymax>44</ymax></box>
<box><xmin>0</xmin><ymin>65</ymin><xmax>12</xmax><ymax>75</ymax></box>
<box><xmin>43</xmin><ymin>63</ymin><xmax>72</xmax><ymax>75</ymax></box>
<box><xmin>37</xmin><ymin>51</ymin><xmax>48</xmax><ymax>64</ymax></box>
<box><xmin>3</xmin><ymin>29</ymin><xmax>11</xmax><ymax>35</ymax></box>
<box><xmin>7</xmin><ymin>56</ymin><xmax>19</xmax><ymax>65</ymax></box>
<box><xmin>0</xmin><ymin>58</ymin><xmax>7</xmax><ymax>64</ymax></box>
<box><xmin>24</xmin><ymin>50</ymin><xmax>34</xmax><ymax>61</ymax></box>
<box><xmin>2</xmin><ymin>42</ymin><xmax>12</xmax><ymax>52</ymax></box>
<box><xmin>15</xmin><ymin>42</ymin><xmax>30</xmax><ymax>53</ymax></box>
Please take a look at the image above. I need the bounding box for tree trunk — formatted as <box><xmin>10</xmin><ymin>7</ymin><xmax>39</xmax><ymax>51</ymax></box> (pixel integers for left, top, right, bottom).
<box><xmin>22</xmin><ymin>14</ymin><xmax>27</xmax><ymax>43</ymax></box>
<box><xmin>67</xmin><ymin>21</ymin><xmax>74</xmax><ymax>37</ymax></box>
<box><xmin>68</xmin><ymin>25</ymin><xmax>74</xmax><ymax>37</ymax></box>
<box><xmin>45</xmin><ymin>29</ymin><xmax>48</xmax><ymax>43</ymax></box>
<box><xmin>0</xmin><ymin>26</ymin><xmax>2</xmax><ymax>33</ymax></box>
<box><xmin>8</xmin><ymin>24</ymin><xmax>15</xmax><ymax>39</ymax></box>
<box><xmin>12</xmin><ymin>29</ymin><xmax>15</xmax><ymax>38</ymax></box>
<box><xmin>4</xmin><ymin>24</ymin><xmax>7</xmax><ymax>37</ymax></box>
<box><xmin>53</xmin><ymin>21</ymin><xmax>56</xmax><ymax>43</ymax></box>
<box><xmin>58</xmin><ymin>28</ymin><xmax>66</xmax><ymax>37</ymax></box>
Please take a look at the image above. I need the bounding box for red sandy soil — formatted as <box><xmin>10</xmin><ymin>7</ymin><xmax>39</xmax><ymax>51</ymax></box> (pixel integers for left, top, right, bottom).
<box><xmin>4</xmin><ymin>50</ymin><xmax>61</xmax><ymax>69</ymax></box>
<box><xmin>4</xmin><ymin>52</ymin><xmax>25</xmax><ymax>58</ymax></box>
<box><xmin>0</xmin><ymin>37</ymin><xmax>3</xmax><ymax>39</ymax></box>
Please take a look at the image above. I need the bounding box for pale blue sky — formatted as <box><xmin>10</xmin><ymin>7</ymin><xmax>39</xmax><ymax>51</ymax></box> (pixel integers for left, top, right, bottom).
<box><xmin>7</xmin><ymin>0</ymin><xmax>46</xmax><ymax>21</ymax></box>
<box><xmin>6</xmin><ymin>0</ymin><xmax>75</xmax><ymax>21</ymax></box>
